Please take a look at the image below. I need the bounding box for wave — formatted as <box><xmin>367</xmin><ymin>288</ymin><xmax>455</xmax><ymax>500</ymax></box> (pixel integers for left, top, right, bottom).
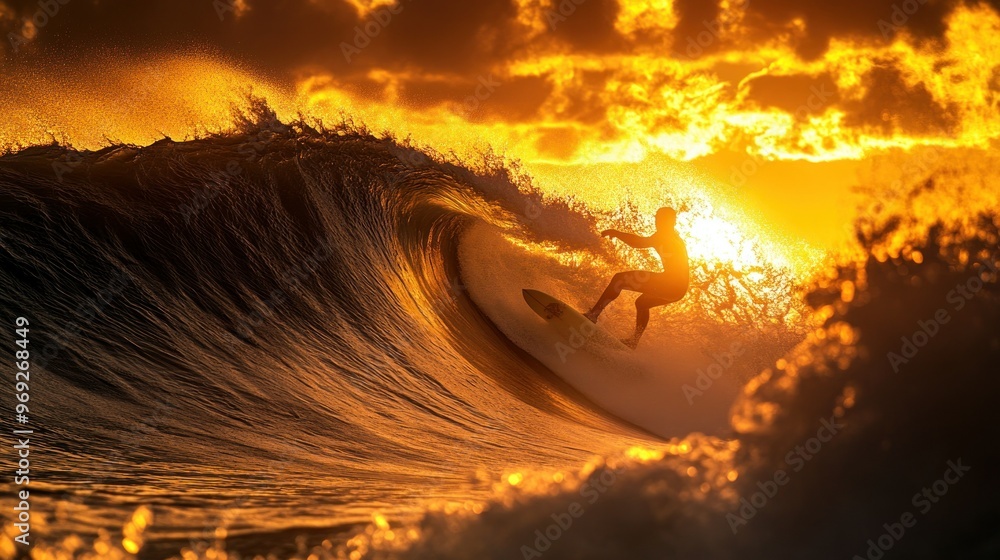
<box><xmin>3</xmin><ymin>108</ymin><xmax>992</xmax><ymax>559</ymax></box>
<box><xmin>1</xmin><ymin>107</ymin><xmax>758</xmax><ymax>557</ymax></box>
<box><xmin>330</xmin><ymin>184</ymin><xmax>1000</xmax><ymax>560</ymax></box>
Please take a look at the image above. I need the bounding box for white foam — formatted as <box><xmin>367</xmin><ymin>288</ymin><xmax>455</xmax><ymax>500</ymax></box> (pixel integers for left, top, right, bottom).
<box><xmin>458</xmin><ymin>222</ymin><xmax>742</xmax><ymax>439</ymax></box>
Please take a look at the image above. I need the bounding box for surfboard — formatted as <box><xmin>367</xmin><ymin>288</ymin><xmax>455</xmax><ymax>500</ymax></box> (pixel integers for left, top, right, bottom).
<box><xmin>522</xmin><ymin>289</ymin><xmax>630</xmax><ymax>351</ymax></box>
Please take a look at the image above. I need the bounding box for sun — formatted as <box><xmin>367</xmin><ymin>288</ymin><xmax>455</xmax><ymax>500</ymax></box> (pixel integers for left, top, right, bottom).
<box><xmin>682</xmin><ymin>211</ymin><xmax>762</xmax><ymax>270</ymax></box>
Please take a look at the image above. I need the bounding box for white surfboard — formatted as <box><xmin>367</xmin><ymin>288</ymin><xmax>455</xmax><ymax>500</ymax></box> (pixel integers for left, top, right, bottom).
<box><xmin>521</xmin><ymin>289</ymin><xmax>629</xmax><ymax>352</ymax></box>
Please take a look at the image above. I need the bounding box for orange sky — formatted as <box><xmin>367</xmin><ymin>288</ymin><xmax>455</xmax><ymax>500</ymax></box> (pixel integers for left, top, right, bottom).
<box><xmin>2</xmin><ymin>0</ymin><xmax>999</xmax><ymax>266</ymax></box>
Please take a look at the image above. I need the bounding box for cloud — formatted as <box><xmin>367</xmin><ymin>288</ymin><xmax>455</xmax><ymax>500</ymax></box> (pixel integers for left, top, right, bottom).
<box><xmin>743</xmin><ymin>73</ymin><xmax>842</xmax><ymax>118</ymax></box>
<box><xmin>739</xmin><ymin>0</ymin><xmax>960</xmax><ymax>59</ymax></box>
<box><xmin>841</xmin><ymin>65</ymin><xmax>958</xmax><ymax>135</ymax></box>
<box><xmin>1</xmin><ymin>0</ymin><xmax>998</xmax><ymax>162</ymax></box>
<box><xmin>546</xmin><ymin>0</ymin><xmax>623</xmax><ymax>52</ymax></box>
<box><xmin>0</xmin><ymin>1</ymin><xmax>971</xmax><ymax>74</ymax></box>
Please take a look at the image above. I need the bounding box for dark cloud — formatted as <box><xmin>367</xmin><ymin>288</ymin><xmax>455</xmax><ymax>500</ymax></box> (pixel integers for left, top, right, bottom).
<box><xmin>0</xmin><ymin>0</ymin><xmax>520</xmax><ymax>77</ymax></box>
<box><xmin>4</xmin><ymin>0</ymin><xmax>997</xmax><ymax>72</ymax></box>
<box><xmin>667</xmin><ymin>1</ymin><xmax>1000</xmax><ymax>60</ymax></box>
<box><xmin>740</xmin><ymin>0</ymin><xmax>958</xmax><ymax>59</ymax></box>
<box><xmin>394</xmin><ymin>73</ymin><xmax>552</xmax><ymax>122</ymax></box>
<box><xmin>0</xmin><ymin>0</ymin><xmax>531</xmax><ymax>117</ymax></box>
<box><xmin>546</xmin><ymin>0</ymin><xmax>623</xmax><ymax>52</ymax></box>
<box><xmin>2</xmin><ymin>0</ymin><xmax>994</xmax><ymax>76</ymax></box>
<box><xmin>464</xmin><ymin>74</ymin><xmax>553</xmax><ymax>122</ymax></box>
<box><xmin>743</xmin><ymin>66</ymin><xmax>960</xmax><ymax>136</ymax></box>
<box><xmin>554</xmin><ymin>70</ymin><xmax>614</xmax><ymax>125</ymax></box>
<box><xmin>370</xmin><ymin>0</ymin><xmax>520</xmax><ymax>73</ymax></box>
<box><xmin>841</xmin><ymin>65</ymin><xmax>958</xmax><ymax>135</ymax></box>
<box><xmin>0</xmin><ymin>0</ymin><xmax>355</xmax><ymax>71</ymax></box>
<box><xmin>671</xmin><ymin>0</ymin><xmax>722</xmax><ymax>54</ymax></box>
<box><xmin>744</xmin><ymin>74</ymin><xmax>841</xmax><ymax>117</ymax></box>
<box><xmin>0</xmin><ymin>0</ymin><xmax>994</xmax><ymax>143</ymax></box>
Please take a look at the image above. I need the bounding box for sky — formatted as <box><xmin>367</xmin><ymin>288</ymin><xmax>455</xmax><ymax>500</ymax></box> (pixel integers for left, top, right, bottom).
<box><xmin>2</xmin><ymin>0</ymin><xmax>999</xmax><ymax>259</ymax></box>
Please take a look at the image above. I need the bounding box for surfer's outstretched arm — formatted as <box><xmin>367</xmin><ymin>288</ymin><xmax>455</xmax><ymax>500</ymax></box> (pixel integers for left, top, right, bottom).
<box><xmin>601</xmin><ymin>229</ymin><xmax>654</xmax><ymax>248</ymax></box>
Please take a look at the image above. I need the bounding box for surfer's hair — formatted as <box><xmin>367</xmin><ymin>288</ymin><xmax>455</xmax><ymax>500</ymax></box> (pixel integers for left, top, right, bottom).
<box><xmin>656</xmin><ymin>207</ymin><xmax>677</xmax><ymax>228</ymax></box>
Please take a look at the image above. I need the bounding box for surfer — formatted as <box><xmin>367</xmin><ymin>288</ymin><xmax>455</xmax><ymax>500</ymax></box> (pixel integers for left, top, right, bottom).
<box><xmin>583</xmin><ymin>207</ymin><xmax>689</xmax><ymax>348</ymax></box>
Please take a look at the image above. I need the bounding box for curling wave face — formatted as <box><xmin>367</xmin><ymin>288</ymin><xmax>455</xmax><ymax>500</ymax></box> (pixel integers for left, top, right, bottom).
<box><xmin>0</xmin><ymin>118</ymin><xmax>664</xmax><ymax>557</ymax></box>
<box><xmin>0</xmin><ymin>115</ymin><xmax>996</xmax><ymax>559</ymax></box>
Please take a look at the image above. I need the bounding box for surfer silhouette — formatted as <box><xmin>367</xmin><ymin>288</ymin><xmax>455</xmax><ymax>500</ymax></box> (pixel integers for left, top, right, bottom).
<box><xmin>583</xmin><ymin>207</ymin><xmax>689</xmax><ymax>348</ymax></box>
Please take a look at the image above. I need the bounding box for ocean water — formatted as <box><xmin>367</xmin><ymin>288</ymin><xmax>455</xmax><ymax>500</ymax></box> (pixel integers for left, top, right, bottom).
<box><xmin>0</xmin><ymin>115</ymin><xmax>997</xmax><ymax>559</ymax></box>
